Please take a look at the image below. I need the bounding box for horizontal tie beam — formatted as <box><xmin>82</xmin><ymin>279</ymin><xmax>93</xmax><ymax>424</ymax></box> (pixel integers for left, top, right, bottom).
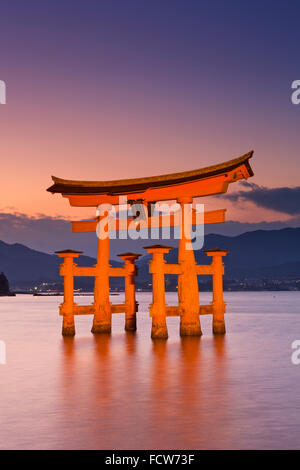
<box><xmin>60</xmin><ymin>304</ymin><xmax>128</xmax><ymax>316</ymax></box>
<box><xmin>65</xmin><ymin>266</ymin><xmax>128</xmax><ymax>277</ymax></box>
<box><xmin>60</xmin><ymin>303</ymin><xmax>216</xmax><ymax>317</ymax></box>
<box><xmin>156</xmin><ymin>305</ymin><xmax>217</xmax><ymax>317</ymax></box>
<box><xmin>71</xmin><ymin>208</ymin><xmax>226</xmax><ymax>233</ymax></box>
<box><xmin>196</xmin><ymin>265</ymin><xmax>214</xmax><ymax>275</ymax></box>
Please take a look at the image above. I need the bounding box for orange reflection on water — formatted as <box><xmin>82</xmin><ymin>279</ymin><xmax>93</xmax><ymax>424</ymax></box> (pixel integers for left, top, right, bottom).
<box><xmin>58</xmin><ymin>332</ymin><xmax>229</xmax><ymax>449</ymax></box>
<box><xmin>1</xmin><ymin>293</ymin><xmax>300</xmax><ymax>449</ymax></box>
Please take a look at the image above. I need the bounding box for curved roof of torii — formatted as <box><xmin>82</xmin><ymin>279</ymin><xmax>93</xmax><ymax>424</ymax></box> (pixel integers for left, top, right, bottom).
<box><xmin>47</xmin><ymin>151</ymin><xmax>254</xmax><ymax>196</ymax></box>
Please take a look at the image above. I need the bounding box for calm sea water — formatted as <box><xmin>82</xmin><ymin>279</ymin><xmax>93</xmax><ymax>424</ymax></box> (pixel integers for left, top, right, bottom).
<box><xmin>0</xmin><ymin>292</ymin><xmax>300</xmax><ymax>450</ymax></box>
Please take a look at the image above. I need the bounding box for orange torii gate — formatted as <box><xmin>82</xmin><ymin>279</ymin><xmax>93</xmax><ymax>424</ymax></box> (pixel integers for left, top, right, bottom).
<box><xmin>48</xmin><ymin>151</ymin><xmax>254</xmax><ymax>338</ymax></box>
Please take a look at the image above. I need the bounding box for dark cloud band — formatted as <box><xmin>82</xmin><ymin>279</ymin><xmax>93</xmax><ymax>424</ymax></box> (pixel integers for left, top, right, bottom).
<box><xmin>223</xmin><ymin>182</ymin><xmax>300</xmax><ymax>215</ymax></box>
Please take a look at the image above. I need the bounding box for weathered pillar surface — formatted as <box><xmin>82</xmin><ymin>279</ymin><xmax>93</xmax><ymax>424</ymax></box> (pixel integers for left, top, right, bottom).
<box><xmin>117</xmin><ymin>252</ymin><xmax>141</xmax><ymax>332</ymax></box>
<box><xmin>177</xmin><ymin>197</ymin><xmax>202</xmax><ymax>337</ymax></box>
<box><xmin>205</xmin><ymin>249</ymin><xmax>229</xmax><ymax>334</ymax></box>
<box><xmin>55</xmin><ymin>249</ymin><xmax>82</xmax><ymax>336</ymax></box>
<box><xmin>144</xmin><ymin>245</ymin><xmax>172</xmax><ymax>340</ymax></box>
<box><xmin>92</xmin><ymin>214</ymin><xmax>112</xmax><ymax>334</ymax></box>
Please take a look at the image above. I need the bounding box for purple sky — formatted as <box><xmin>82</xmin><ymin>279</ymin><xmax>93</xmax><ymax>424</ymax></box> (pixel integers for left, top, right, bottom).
<box><xmin>0</xmin><ymin>1</ymin><xmax>299</xmax><ymax>251</ymax></box>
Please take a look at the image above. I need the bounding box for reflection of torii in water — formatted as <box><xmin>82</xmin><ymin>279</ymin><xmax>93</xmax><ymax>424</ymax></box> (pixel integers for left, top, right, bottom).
<box><xmin>48</xmin><ymin>151</ymin><xmax>254</xmax><ymax>339</ymax></box>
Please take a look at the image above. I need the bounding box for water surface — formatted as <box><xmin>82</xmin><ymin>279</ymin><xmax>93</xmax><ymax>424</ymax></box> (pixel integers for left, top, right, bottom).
<box><xmin>0</xmin><ymin>292</ymin><xmax>300</xmax><ymax>449</ymax></box>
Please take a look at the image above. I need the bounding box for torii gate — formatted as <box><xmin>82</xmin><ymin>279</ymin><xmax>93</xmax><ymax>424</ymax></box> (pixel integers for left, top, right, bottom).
<box><xmin>48</xmin><ymin>151</ymin><xmax>254</xmax><ymax>338</ymax></box>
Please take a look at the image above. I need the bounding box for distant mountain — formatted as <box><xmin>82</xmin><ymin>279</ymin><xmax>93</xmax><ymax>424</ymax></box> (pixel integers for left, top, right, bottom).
<box><xmin>136</xmin><ymin>227</ymin><xmax>300</xmax><ymax>287</ymax></box>
<box><xmin>0</xmin><ymin>240</ymin><xmax>121</xmax><ymax>289</ymax></box>
<box><xmin>202</xmin><ymin>227</ymin><xmax>300</xmax><ymax>273</ymax></box>
<box><xmin>0</xmin><ymin>227</ymin><xmax>300</xmax><ymax>290</ymax></box>
<box><xmin>253</xmin><ymin>261</ymin><xmax>300</xmax><ymax>279</ymax></box>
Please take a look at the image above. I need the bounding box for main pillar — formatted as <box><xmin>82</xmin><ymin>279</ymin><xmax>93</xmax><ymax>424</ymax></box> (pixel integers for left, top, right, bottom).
<box><xmin>55</xmin><ymin>249</ymin><xmax>82</xmax><ymax>336</ymax></box>
<box><xmin>117</xmin><ymin>252</ymin><xmax>141</xmax><ymax>332</ymax></box>
<box><xmin>92</xmin><ymin>213</ymin><xmax>112</xmax><ymax>334</ymax></box>
<box><xmin>177</xmin><ymin>197</ymin><xmax>202</xmax><ymax>336</ymax></box>
<box><xmin>205</xmin><ymin>249</ymin><xmax>229</xmax><ymax>334</ymax></box>
<box><xmin>144</xmin><ymin>245</ymin><xmax>171</xmax><ymax>340</ymax></box>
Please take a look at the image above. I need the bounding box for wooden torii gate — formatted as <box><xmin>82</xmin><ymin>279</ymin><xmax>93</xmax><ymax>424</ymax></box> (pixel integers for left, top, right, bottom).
<box><xmin>48</xmin><ymin>151</ymin><xmax>254</xmax><ymax>338</ymax></box>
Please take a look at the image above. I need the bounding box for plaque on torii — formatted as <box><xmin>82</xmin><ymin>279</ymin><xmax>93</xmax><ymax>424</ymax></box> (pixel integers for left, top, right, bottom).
<box><xmin>48</xmin><ymin>151</ymin><xmax>254</xmax><ymax>338</ymax></box>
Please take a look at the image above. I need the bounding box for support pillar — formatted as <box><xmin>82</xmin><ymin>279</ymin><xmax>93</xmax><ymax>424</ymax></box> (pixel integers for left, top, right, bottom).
<box><xmin>205</xmin><ymin>249</ymin><xmax>229</xmax><ymax>334</ymax></box>
<box><xmin>55</xmin><ymin>250</ymin><xmax>82</xmax><ymax>336</ymax></box>
<box><xmin>118</xmin><ymin>252</ymin><xmax>141</xmax><ymax>331</ymax></box>
<box><xmin>92</xmin><ymin>213</ymin><xmax>112</xmax><ymax>334</ymax></box>
<box><xmin>177</xmin><ymin>197</ymin><xmax>202</xmax><ymax>336</ymax></box>
<box><xmin>144</xmin><ymin>245</ymin><xmax>172</xmax><ymax>339</ymax></box>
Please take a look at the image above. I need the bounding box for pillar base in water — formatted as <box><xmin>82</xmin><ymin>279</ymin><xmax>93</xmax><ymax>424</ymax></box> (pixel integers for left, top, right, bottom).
<box><xmin>125</xmin><ymin>316</ymin><xmax>136</xmax><ymax>332</ymax></box>
<box><xmin>180</xmin><ymin>320</ymin><xmax>202</xmax><ymax>337</ymax></box>
<box><xmin>91</xmin><ymin>321</ymin><xmax>111</xmax><ymax>334</ymax></box>
<box><xmin>62</xmin><ymin>318</ymin><xmax>75</xmax><ymax>337</ymax></box>
<box><xmin>151</xmin><ymin>323</ymin><xmax>168</xmax><ymax>340</ymax></box>
<box><xmin>213</xmin><ymin>321</ymin><xmax>226</xmax><ymax>335</ymax></box>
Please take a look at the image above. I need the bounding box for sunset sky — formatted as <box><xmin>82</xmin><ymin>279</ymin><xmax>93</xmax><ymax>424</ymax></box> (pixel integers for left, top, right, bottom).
<box><xmin>1</xmin><ymin>1</ymin><xmax>300</xmax><ymax>253</ymax></box>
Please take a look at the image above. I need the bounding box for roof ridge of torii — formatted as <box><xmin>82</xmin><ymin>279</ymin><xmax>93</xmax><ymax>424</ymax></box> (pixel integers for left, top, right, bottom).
<box><xmin>47</xmin><ymin>151</ymin><xmax>253</xmax><ymax>205</ymax></box>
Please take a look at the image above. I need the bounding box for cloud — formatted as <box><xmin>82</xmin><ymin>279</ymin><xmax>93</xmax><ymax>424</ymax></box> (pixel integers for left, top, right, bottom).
<box><xmin>0</xmin><ymin>209</ymin><xmax>300</xmax><ymax>259</ymax></box>
<box><xmin>0</xmin><ymin>212</ymin><xmax>97</xmax><ymax>256</ymax></box>
<box><xmin>205</xmin><ymin>218</ymin><xmax>300</xmax><ymax>236</ymax></box>
<box><xmin>222</xmin><ymin>182</ymin><xmax>300</xmax><ymax>215</ymax></box>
